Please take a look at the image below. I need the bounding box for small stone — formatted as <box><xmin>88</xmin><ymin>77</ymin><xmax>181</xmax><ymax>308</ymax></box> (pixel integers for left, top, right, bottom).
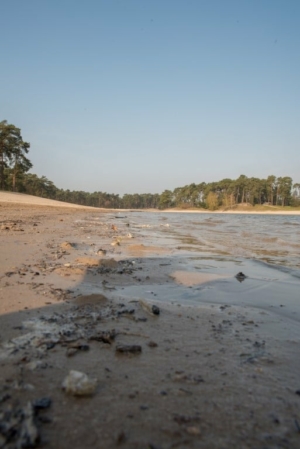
<box><xmin>38</xmin><ymin>415</ymin><xmax>53</xmax><ymax>424</ymax></box>
<box><xmin>61</xmin><ymin>242</ymin><xmax>75</xmax><ymax>250</ymax></box>
<box><xmin>117</xmin><ymin>431</ymin><xmax>126</xmax><ymax>444</ymax></box>
<box><xmin>152</xmin><ymin>305</ymin><xmax>160</xmax><ymax>315</ymax></box>
<box><xmin>26</xmin><ymin>360</ymin><xmax>47</xmax><ymax>371</ymax></box>
<box><xmin>66</xmin><ymin>347</ymin><xmax>78</xmax><ymax>357</ymax></box>
<box><xmin>235</xmin><ymin>272</ymin><xmax>247</xmax><ymax>282</ymax></box>
<box><xmin>97</xmin><ymin>249</ymin><xmax>107</xmax><ymax>256</ymax></box>
<box><xmin>62</xmin><ymin>370</ymin><xmax>97</xmax><ymax>396</ymax></box>
<box><xmin>139</xmin><ymin>299</ymin><xmax>160</xmax><ymax>316</ymax></box>
<box><xmin>0</xmin><ymin>393</ymin><xmax>10</xmax><ymax>404</ymax></box>
<box><xmin>116</xmin><ymin>344</ymin><xmax>142</xmax><ymax>354</ymax></box>
<box><xmin>32</xmin><ymin>397</ymin><xmax>52</xmax><ymax>410</ymax></box>
<box><xmin>186</xmin><ymin>426</ymin><xmax>201</xmax><ymax>436</ymax></box>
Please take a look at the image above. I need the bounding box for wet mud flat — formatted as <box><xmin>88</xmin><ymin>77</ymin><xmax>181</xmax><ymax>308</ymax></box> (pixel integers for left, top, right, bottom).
<box><xmin>1</xmin><ymin>203</ymin><xmax>300</xmax><ymax>448</ymax></box>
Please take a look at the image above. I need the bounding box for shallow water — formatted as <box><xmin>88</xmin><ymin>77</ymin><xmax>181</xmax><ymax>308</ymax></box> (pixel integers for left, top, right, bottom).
<box><xmin>104</xmin><ymin>212</ymin><xmax>300</xmax><ymax>315</ymax></box>
<box><xmin>125</xmin><ymin>211</ymin><xmax>300</xmax><ymax>271</ymax></box>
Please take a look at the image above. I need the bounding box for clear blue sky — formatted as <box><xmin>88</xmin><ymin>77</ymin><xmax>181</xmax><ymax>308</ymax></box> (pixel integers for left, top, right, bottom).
<box><xmin>1</xmin><ymin>0</ymin><xmax>299</xmax><ymax>194</ymax></box>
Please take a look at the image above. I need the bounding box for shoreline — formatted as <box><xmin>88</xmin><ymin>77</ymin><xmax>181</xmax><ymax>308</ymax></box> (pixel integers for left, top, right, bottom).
<box><xmin>156</xmin><ymin>208</ymin><xmax>300</xmax><ymax>215</ymax></box>
<box><xmin>1</xmin><ymin>196</ymin><xmax>300</xmax><ymax>448</ymax></box>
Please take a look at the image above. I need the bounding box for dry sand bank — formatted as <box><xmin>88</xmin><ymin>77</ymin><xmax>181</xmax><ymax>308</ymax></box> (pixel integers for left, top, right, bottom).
<box><xmin>1</xmin><ymin>196</ymin><xmax>300</xmax><ymax>448</ymax></box>
<box><xmin>0</xmin><ymin>191</ymin><xmax>100</xmax><ymax>209</ymax></box>
<box><xmin>161</xmin><ymin>207</ymin><xmax>300</xmax><ymax>215</ymax></box>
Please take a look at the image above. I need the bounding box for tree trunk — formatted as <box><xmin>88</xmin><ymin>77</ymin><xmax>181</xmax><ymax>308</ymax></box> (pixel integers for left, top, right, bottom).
<box><xmin>0</xmin><ymin>150</ymin><xmax>4</xmax><ymax>190</ymax></box>
<box><xmin>12</xmin><ymin>172</ymin><xmax>16</xmax><ymax>191</ymax></box>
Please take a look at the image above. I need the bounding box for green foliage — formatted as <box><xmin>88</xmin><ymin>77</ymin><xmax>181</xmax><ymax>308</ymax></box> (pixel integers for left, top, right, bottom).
<box><xmin>158</xmin><ymin>190</ymin><xmax>173</xmax><ymax>209</ymax></box>
<box><xmin>0</xmin><ymin>120</ymin><xmax>32</xmax><ymax>190</ymax></box>
<box><xmin>4</xmin><ymin>168</ymin><xmax>298</xmax><ymax>211</ymax></box>
<box><xmin>206</xmin><ymin>191</ymin><xmax>219</xmax><ymax>210</ymax></box>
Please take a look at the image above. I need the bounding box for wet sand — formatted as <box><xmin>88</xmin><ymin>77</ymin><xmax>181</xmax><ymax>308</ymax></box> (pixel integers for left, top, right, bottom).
<box><xmin>1</xmin><ymin>196</ymin><xmax>300</xmax><ymax>448</ymax></box>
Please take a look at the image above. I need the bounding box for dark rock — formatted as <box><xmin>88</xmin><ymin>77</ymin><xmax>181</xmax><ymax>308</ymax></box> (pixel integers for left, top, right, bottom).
<box><xmin>116</xmin><ymin>344</ymin><xmax>142</xmax><ymax>354</ymax></box>
<box><xmin>152</xmin><ymin>305</ymin><xmax>160</xmax><ymax>315</ymax></box>
<box><xmin>173</xmin><ymin>414</ymin><xmax>200</xmax><ymax>425</ymax></box>
<box><xmin>37</xmin><ymin>415</ymin><xmax>52</xmax><ymax>424</ymax></box>
<box><xmin>116</xmin><ymin>431</ymin><xmax>126</xmax><ymax>444</ymax></box>
<box><xmin>32</xmin><ymin>397</ymin><xmax>52</xmax><ymax>410</ymax></box>
<box><xmin>140</xmin><ymin>405</ymin><xmax>149</xmax><ymax>411</ymax></box>
<box><xmin>235</xmin><ymin>272</ymin><xmax>247</xmax><ymax>282</ymax></box>
<box><xmin>89</xmin><ymin>330</ymin><xmax>116</xmax><ymax>344</ymax></box>
<box><xmin>117</xmin><ymin>308</ymin><xmax>135</xmax><ymax>316</ymax></box>
<box><xmin>0</xmin><ymin>393</ymin><xmax>10</xmax><ymax>404</ymax></box>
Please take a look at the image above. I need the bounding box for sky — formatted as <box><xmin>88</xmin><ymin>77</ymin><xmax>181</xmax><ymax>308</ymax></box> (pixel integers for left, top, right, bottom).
<box><xmin>1</xmin><ymin>0</ymin><xmax>299</xmax><ymax>195</ymax></box>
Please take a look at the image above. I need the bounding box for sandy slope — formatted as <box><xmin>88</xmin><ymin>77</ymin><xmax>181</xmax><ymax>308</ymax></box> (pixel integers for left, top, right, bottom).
<box><xmin>0</xmin><ymin>191</ymin><xmax>98</xmax><ymax>209</ymax></box>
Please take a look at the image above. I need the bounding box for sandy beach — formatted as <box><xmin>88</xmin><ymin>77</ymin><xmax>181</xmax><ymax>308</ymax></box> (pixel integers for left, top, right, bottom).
<box><xmin>1</xmin><ymin>193</ymin><xmax>300</xmax><ymax>449</ymax></box>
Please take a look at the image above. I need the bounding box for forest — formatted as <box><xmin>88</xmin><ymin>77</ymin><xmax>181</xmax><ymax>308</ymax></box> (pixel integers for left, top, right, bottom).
<box><xmin>1</xmin><ymin>120</ymin><xmax>300</xmax><ymax>210</ymax></box>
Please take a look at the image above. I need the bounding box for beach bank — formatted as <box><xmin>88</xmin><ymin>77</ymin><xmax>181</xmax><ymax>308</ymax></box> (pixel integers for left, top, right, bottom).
<box><xmin>1</xmin><ymin>195</ymin><xmax>300</xmax><ymax>448</ymax></box>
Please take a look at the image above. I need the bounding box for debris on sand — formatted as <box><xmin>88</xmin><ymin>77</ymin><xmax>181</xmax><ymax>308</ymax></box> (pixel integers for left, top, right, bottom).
<box><xmin>139</xmin><ymin>299</ymin><xmax>160</xmax><ymax>316</ymax></box>
<box><xmin>66</xmin><ymin>342</ymin><xmax>90</xmax><ymax>357</ymax></box>
<box><xmin>0</xmin><ymin>401</ymin><xmax>41</xmax><ymax>448</ymax></box>
<box><xmin>89</xmin><ymin>329</ymin><xmax>117</xmax><ymax>345</ymax></box>
<box><xmin>75</xmin><ymin>257</ymin><xmax>100</xmax><ymax>267</ymax></box>
<box><xmin>115</xmin><ymin>344</ymin><xmax>142</xmax><ymax>354</ymax></box>
<box><xmin>62</xmin><ymin>370</ymin><xmax>97</xmax><ymax>396</ymax></box>
<box><xmin>32</xmin><ymin>397</ymin><xmax>52</xmax><ymax>410</ymax></box>
<box><xmin>60</xmin><ymin>241</ymin><xmax>76</xmax><ymax>250</ymax></box>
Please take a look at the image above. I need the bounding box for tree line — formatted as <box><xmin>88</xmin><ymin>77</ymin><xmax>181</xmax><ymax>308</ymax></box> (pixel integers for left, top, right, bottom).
<box><xmin>159</xmin><ymin>175</ymin><xmax>300</xmax><ymax>209</ymax></box>
<box><xmin>1</xmin><ymin>120</ymin><xmax>300</xmax><ymax>209</ymax></box>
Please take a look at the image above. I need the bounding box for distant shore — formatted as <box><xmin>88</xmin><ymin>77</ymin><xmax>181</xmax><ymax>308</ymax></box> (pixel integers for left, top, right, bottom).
<box><xmin>160</xmin><ymin>207</ymin><xmax>300</xmax><ymax>215</ymax></box>
<box><xmin>1</xmin><ymin>191</ymin><xmax>300</xmax><ymax>215</ymax></box>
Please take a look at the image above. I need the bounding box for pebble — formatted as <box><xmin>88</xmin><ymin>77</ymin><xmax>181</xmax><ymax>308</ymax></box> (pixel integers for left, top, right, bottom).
<box><xmin>62</xmin><ymin>370</ymin><xmax>97</xmax><ymax>396</ymax></box>
<box><xmin>116</xmin><ymin>344</ymin><xmax>142</xmax><ymax>354</ymax></box>
<box><xmin>32</xmin><ymin>397</ymin><xmax>52</xmax><ymax>410</ymax></box>
<box><xmin>235</xmin><ymin>272</ymin><xmax>247</xmax><ymax>282</ymax></box>
<box><xmin>186</xmin><ymin>426</ymin><xmax>201</xmax><ymax>436</ymax></box>
<box><xmin>139</xmin><ymin>299</ymin><xmax>160</xmax><ymax>316</ymax></box>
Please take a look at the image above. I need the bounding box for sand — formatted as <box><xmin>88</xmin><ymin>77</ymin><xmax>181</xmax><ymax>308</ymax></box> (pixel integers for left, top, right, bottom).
<box><xmin>1</xmin><ymin>193</ymin><xmax>300</xmax><ymax>449</ymax></box>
